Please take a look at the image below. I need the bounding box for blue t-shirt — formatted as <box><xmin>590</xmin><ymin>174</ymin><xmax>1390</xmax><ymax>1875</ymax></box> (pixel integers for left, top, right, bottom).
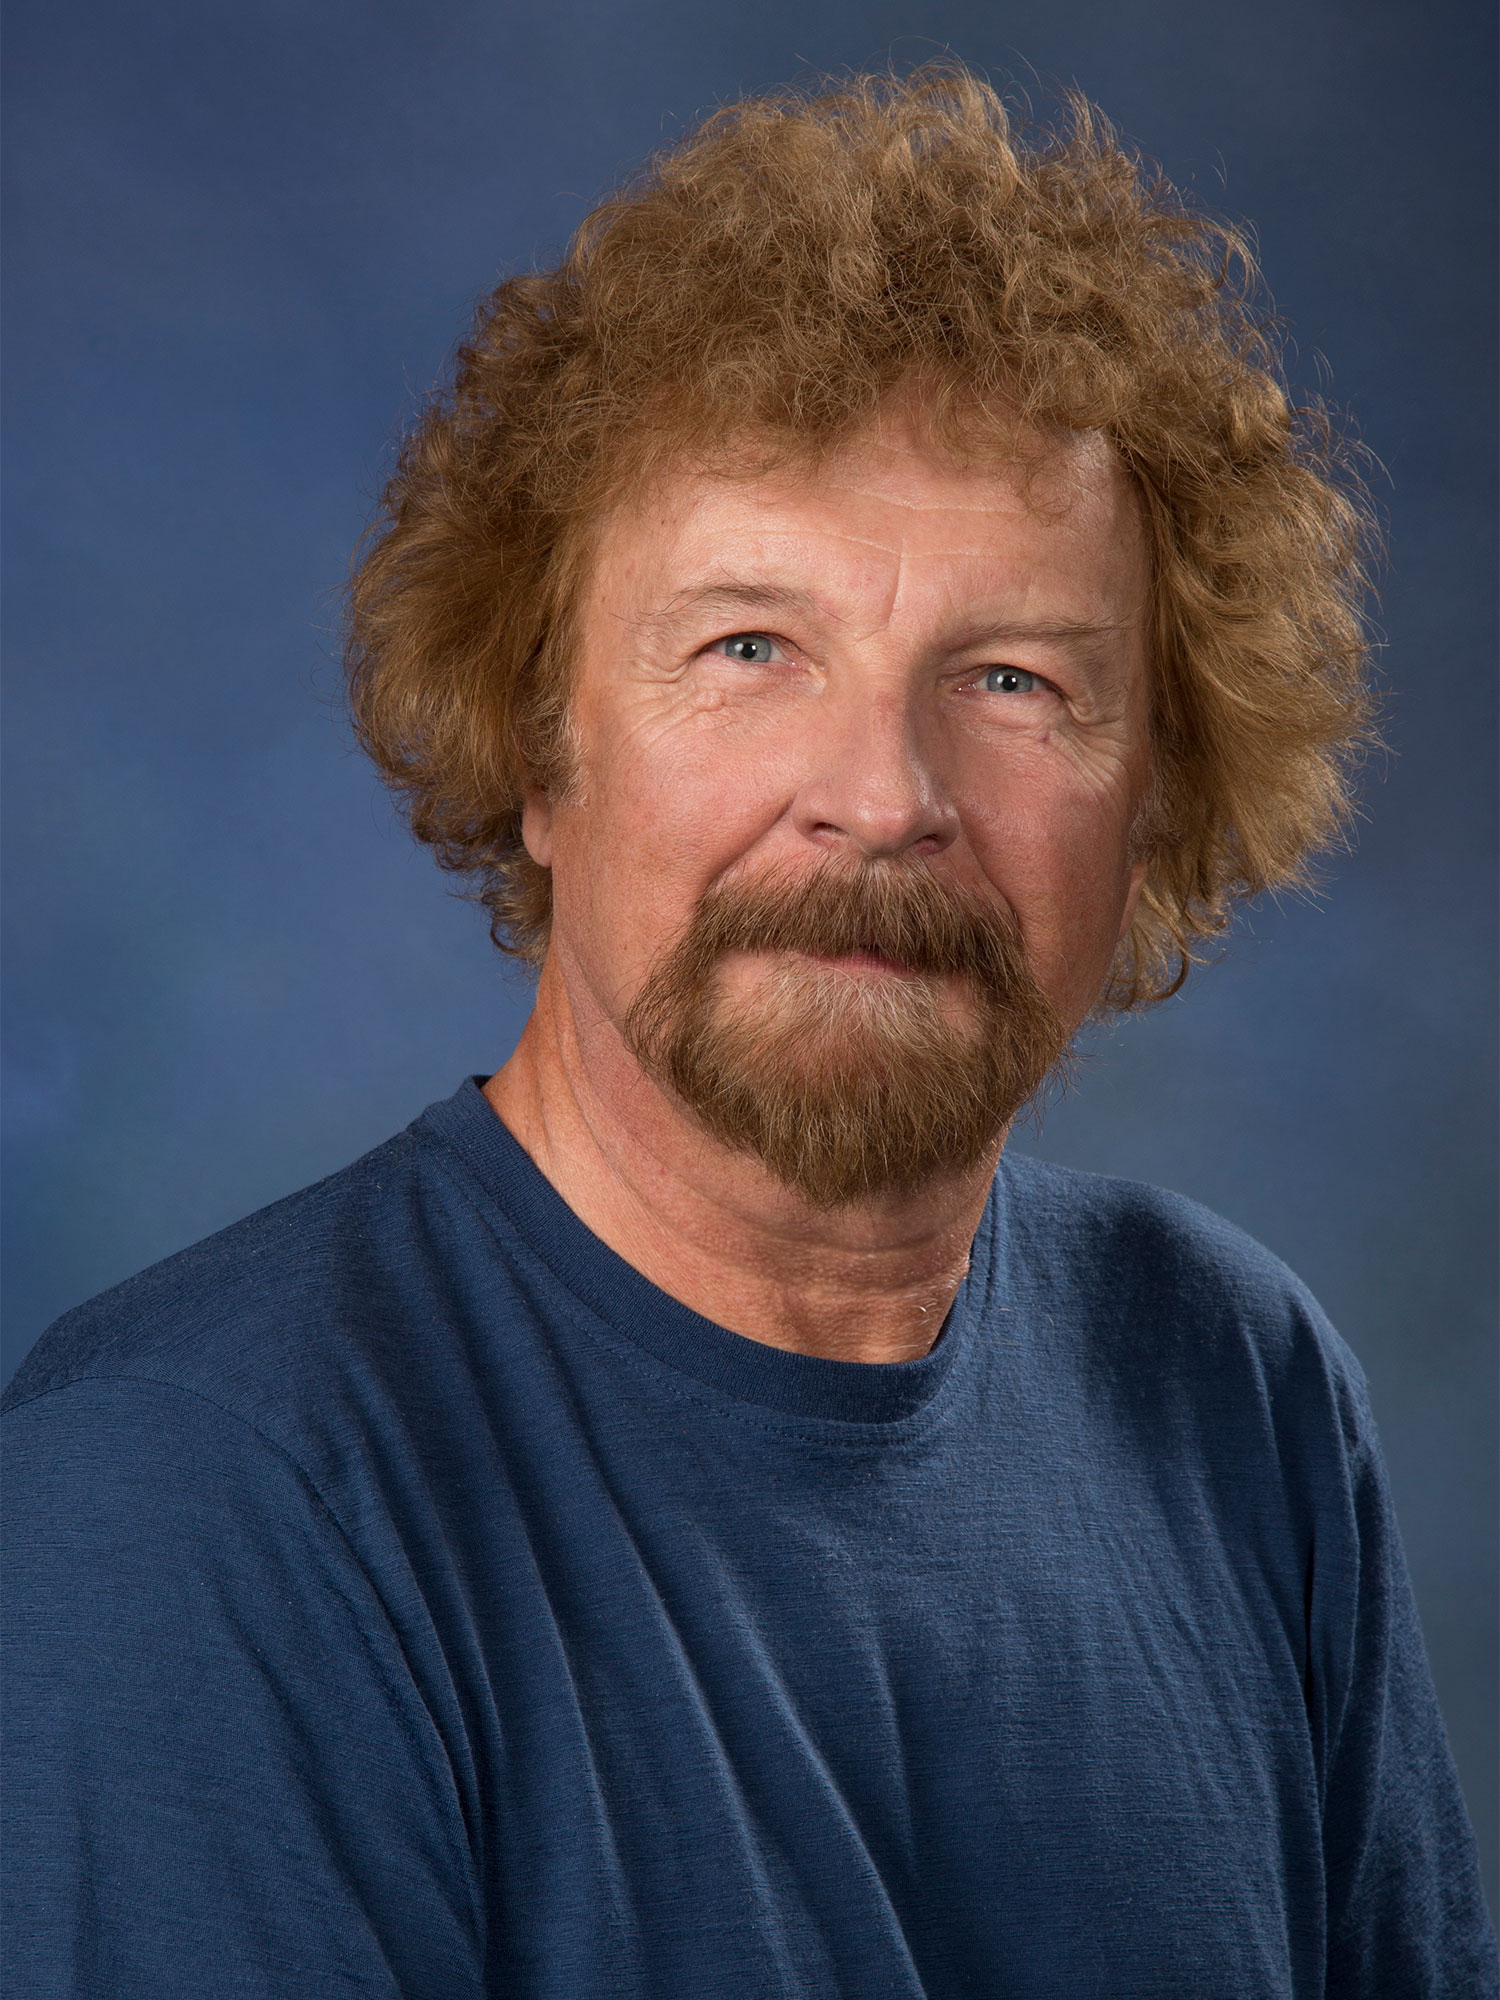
<box><xmin>3</xmin><ymin>1078</ymin><xmax>1494</xmax><ymax>1998</ymax></box>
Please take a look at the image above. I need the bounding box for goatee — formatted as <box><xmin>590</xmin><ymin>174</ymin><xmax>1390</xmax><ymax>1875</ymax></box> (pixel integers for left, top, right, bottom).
<box><xmin>624</xmin><ymin>858</ymin><xmax>1070</xmax><ymax>1209</ymax></box>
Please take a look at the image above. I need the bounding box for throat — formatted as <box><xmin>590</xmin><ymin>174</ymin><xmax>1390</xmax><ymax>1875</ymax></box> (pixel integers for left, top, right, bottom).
<box><xmin>481</xmin><ymin>956</ymin><xmax>1000</xmax><ymax>1364</ymax></box>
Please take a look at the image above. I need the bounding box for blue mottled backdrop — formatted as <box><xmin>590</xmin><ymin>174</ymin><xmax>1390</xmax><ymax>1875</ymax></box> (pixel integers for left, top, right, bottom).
<box><xmin>4</xmin><ymin>0</ymin><xmax>1495</xmax><ymax>1912</ymax></box>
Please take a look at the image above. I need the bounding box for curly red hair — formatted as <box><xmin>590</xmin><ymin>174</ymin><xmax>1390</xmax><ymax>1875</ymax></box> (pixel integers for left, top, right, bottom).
<box><xmin>345</xmin><ymin>64</ymin><xmax>1377</xmax><ymax>1005</ymax></box>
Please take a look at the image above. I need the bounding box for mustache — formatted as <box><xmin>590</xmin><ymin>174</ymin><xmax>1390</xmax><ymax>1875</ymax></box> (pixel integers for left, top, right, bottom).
<box><xmin>622</xmin><ymin>854</ymin><xmax>1070</xmax><ymax>1207</ymax></box>
<box><xmin>652</xmin><ymin>857</ymin><xmax>1034</xmax><ymax>993</ymax></box>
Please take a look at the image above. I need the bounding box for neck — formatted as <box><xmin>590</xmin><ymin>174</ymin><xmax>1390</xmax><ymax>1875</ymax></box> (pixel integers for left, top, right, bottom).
<box><xmin>483</xmin><ymin>953</ymin><xmax>1003</xmax><ymax>1364</ymax></box>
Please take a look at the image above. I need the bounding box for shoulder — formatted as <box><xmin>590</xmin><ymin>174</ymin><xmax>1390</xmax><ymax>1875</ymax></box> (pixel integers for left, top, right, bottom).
<box><xmin>996</xmin><ymin>1147</ymin><xmax>1374</xmax><ymax>1447</ymax></box>
<box><xmin>2</xmin><ymin>1111</ymin><xmax>470</xmax><ymax>1438</ymax></box>
<box><xmin>1002</xmin><ymin>1146</ymin><xmax>1292</xmax><ymax>1283</ymax></box>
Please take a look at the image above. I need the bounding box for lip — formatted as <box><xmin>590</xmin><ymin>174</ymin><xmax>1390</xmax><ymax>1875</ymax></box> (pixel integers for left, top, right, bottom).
<box><xmin>803</xmin><ymin>948</ymin><xmax>923</xmax><ymax>979</ymax></box>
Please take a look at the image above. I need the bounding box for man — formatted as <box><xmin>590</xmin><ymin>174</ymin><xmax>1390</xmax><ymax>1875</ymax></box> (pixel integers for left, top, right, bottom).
<box><xmin>4</xmin><ymin>66</ymin><xmax>1494</xmax><ymax>1998</ymax></box>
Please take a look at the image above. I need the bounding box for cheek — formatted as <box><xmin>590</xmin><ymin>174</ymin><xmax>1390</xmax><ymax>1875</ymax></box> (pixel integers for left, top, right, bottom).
<box><xmin>955</xmin><ymin>749</ymin><xmax>1141</xmax><ymax>978</ymax></box>
<box><xmin>596</xmin><ymin>703</ymin><xmax>799</xmax><ymax>863</ymax></box>
<box><xmin>550</xmin><ymin>711</ymin><xmax>796</xmax><ymax>963</ymax></box>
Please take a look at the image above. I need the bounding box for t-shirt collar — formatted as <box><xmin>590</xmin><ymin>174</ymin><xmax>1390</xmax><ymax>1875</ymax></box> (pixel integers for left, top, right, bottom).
<box><xmin>417</xmin><ymin>1076</ymin><xmax>1000</xmax><ymax>1426</ymax></box>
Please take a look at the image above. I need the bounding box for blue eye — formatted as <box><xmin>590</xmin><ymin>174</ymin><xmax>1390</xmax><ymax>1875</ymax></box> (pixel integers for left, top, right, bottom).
<box><xmin>981</xmin><ymin>667</ymin><xmax>1039</xmax><ymax>694</ymax></box>
<box><xmin>717</xmin><ymin>633</ymin><xmax>778</xmax><ymax>665</ymax></box>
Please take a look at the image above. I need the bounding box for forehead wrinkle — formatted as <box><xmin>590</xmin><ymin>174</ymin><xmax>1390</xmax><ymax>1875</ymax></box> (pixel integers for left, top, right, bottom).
<box><xmin>628</xmin><ymin>460</ymin><xmax>1146</xmax><ymax>648</ymax></box>
<box><xmin>803</xmin><ymin>477</ymin><xmax>1035</xmax><ymax>524</ymax></box>
<box><xmin>815</xmin><ymin>428</ymin><xmax>1118</xmax><ymax>512</ymax></box>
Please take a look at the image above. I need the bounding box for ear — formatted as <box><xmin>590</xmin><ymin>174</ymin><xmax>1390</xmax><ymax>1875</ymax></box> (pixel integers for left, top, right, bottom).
<box><xmin>521</xmin><ymin>782</ymin><xmax>555</xmax><ymax>870</ymax></box>
<box><xmin>1116</xmin><ymin>853</ymin><xmax>1150</xmax><ymax>944</ymax></box>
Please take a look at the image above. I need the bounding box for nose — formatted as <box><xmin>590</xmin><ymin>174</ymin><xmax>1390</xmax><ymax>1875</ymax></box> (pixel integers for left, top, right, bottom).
<box><xmin>789</xmin><ymin>684</ymin><xmax>959</xmax><ymax>862</ymax></box>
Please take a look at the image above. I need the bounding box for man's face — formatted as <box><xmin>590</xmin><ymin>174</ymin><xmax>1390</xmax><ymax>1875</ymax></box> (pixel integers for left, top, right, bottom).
<box><xmin>525</xmin><ymin>403</ymin><xmax>1153</xmax><ymax>1203</ymax></box>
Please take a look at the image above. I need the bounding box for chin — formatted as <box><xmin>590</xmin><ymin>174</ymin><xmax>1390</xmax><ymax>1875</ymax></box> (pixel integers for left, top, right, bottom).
<box><xmin>653</xmin><ymin>969</ymin><xmax>1056</xmax><ymax>1211</ymax></box>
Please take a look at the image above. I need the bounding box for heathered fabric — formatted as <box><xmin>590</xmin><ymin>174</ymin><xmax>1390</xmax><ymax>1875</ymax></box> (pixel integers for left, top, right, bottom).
<box><xmin>3</xmin><ymin>1077</ymin><xmax>1495</xmax><ymax>1998</ymax></box>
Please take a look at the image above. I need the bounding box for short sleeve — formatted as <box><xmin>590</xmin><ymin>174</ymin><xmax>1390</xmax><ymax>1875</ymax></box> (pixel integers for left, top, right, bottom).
<box><xmin>2</xmin><ymin>1376</ymin><xmax>486</xmax><ymax>2000</ymax></box>
<box><xmin>1315</xmin><ymin>1367</ymin><xmax>1498</xmax><ymax>1997</ymax></box>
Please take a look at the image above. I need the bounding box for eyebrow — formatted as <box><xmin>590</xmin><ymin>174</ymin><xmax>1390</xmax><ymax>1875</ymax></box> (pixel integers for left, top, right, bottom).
<box><xmin>643</xmin><ymin>581</ymin><xmax>824</xmax><ymax>630</ymax></box>
<box><xmin>944</xmin><ymin>616</ymin><xmax>1133</xmax><ymax>655</ymax></box>
<box><xmin>646</xmin><ymin>580</ymin><xmax>1131</xmax><ymax>655</ymax></box>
